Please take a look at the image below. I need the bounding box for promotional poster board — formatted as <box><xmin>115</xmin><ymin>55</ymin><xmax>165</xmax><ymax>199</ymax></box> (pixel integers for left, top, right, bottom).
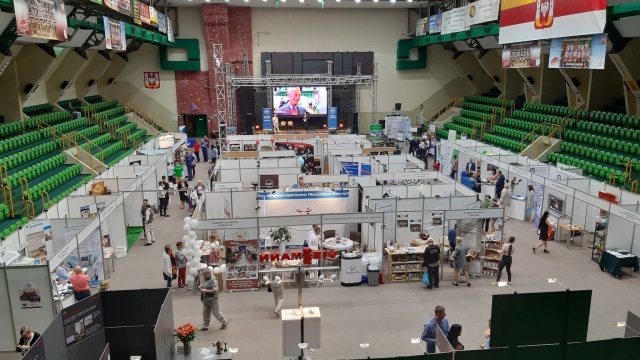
<box><xmin>369</xmin><ymin>124</ymin><xmax>382</xmax><ymax>141</ymax></box>
<box><xmin>416</xmin><ymin>17</ymin><xmax>428</xmax><ymax>36</ymax></box>
<box><xmin>259</xmin><ymin>174</ymin><xmax>279</xmax><ymax>190</ymax></box>
<box><xmin>223</xmin><ymin>239</ymin><xmax>259</xmax><ymax>291</ymax></box>
<box><xmin>133</xmin><ymin>0</ymin><xmax>141</xmax><ymax>25</ymax></box>
<box><xmin>25</xmin><ymin>220</ymin><xmax>52</xmax><ymax>264</ymax></box>
<box><xmin>149</xmin><ymin>7</ymin><xmax>158</xmax><ymax>27</ymax></box>
<box><xmin>103</xmin><ymin>18</ymin><xmax>126</xmax><ymax>52</ymax></box>
<box><xmin>429</xmin><ymin>13</ymin><xmax>442</xmax><ymax>34</ymax></box>
<box><xmin>157</xmin><ymin>12</ymin><xmax>166</xmax><ymax>33</ymax></box>
<box><xmin>262</xmin><ymin>108</ymin><xmax>273</xmax><ymax>131</ymax></box>
<box><xmin>499</xmin><ymin>0</ymin><xmax>607</xmax><ymax>44</ymax></box>
<box><xmin>80</xmin><ymin>201</ymin><xmax>106</xmax><ymax>218</ymax></box>
<box><xmin>328</xmin><ymin>107</ymin><xmax>338</xmax><ymax>130</ymax></box>
<box><xmin>61</xmin><ymin>294</ymin><xmax>104</xmax><ymax>348</ymax></box>
<box><xmin>14</xmin><ymin>0</ymin><xmax>68</xmax><ymax>41</ymax></box>
<box><xmin>384</xmin><ymin>116</ymin><xmax>410</xmax><ymax>141</ymax></box>
<box><xmin>548</xmin><ymin>33</ymin><xmax>608</xmax><ymax>70</ymax></box>
<box><xmin>103</xmin><ymin>0</ymin><xmax>131</xmax><ymax>16</ymax></box>
<box><xmin>441</xmin><ymin>5</ymin><xmax>469</xmax><ymax>35</ymax></box>
<box><xmin>502</xmin><ymin>41</ymin><xmax>542</xmax><ymax>68</ymax></box>
<box><xmin>467</xmin><ymin>0</ymin><xmax>500</xmax><ymax>25</ymax></box>
<box><xmin>167</xmin><ymin>19</ymin><xmax>174</xmax><ymax>42</ymax></box>
<box><xmin>64</xmin><ymin>228</ymin><xmax>104</xmax><ymax>286</ymax></box>
<box><xmin>139</xmin><ymin>2</ymin><xmax>150</xmax><ymax>25</ymax></box>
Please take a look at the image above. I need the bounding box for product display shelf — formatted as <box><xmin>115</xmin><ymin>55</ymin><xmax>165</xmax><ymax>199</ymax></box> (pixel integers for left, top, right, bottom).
<box><xmin>386</xmin><ymin>250</ymin><xmax>425</xmax><ymax>282</ymax></box>
<box><xmin>591</xmin><ymin>219</ymin><xmax>607</xmax><ymax>264</ymax></box>
<box><xmin>482</xmin><ymin>237</ymin><xmax>502</xmax><ymax>277</ymax></box>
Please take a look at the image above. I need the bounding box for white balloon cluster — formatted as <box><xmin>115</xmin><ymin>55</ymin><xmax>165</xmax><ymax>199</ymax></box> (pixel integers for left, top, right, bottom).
<box><xmin>182</xmin><ymin>217</ymin><xmax>203</xmax><ymax>284</ymax></box>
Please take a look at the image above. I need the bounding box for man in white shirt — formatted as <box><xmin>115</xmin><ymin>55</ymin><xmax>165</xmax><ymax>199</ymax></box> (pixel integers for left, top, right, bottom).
<box><xmin>307</xmin><ymin>225</ymin><xmax>321</xmax><ymax>267</ymax></box>
<box><xmin>498</xmin><ymin>183</ymin><xmax>511</xmax><ymax>220</ymax></box>
<box><xmin>158</xmin><ymin>181</ymin><xmax>168</xmax><ymax>217</ymax></box>
<box><xmin>144</xmin><ymin>204</ymin><xmax>155</xmax><ymax>245</ymax></box>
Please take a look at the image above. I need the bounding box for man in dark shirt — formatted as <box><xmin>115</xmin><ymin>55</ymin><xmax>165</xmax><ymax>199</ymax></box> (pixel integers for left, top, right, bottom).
<box><xmin>409</xmin><ymin>137</ymin><xmax>419</xmax><ymax>156</ymax></box>
<box><xmin>495</xmin><ymin>170</ymin><xmax>505</xmax><ymax>199</ymax></box>
<box><xmin>423</xmin><ymin>238</ymin><xmax>441</xmax><ymax>289</ymax></box>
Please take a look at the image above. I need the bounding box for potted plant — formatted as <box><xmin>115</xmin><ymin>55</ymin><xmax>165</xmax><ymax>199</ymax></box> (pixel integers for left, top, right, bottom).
<box><xmin>174</xmin><ymin>323</ymin><xmax>197</xmax><ymax>354</ymax></box>
<box><xmin>271</xmin><ymin>226</ymin><xmax>292</xmax><ymax>255</ymax></box>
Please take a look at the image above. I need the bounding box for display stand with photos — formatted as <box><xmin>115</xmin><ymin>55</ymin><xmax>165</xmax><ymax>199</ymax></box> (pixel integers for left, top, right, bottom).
<box><xmin>591</xmin><ymin>216</ymin><xmax>608</xmax><ymax>263</ymax></box>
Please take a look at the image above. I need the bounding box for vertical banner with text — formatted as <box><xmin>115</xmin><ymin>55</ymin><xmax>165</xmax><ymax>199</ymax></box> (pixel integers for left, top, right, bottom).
<box><xmin>429</xmin><ymin>13</ymin><xmax>442</xmax><ymax>34</ymax></box>
<box><xmin>14</xmin><ymin>0</ymin><xmax>68</xmax><ymax>41</ymax></box>
<box><xmin>224</xmin><ymin>239</ymin><xmax>259</xmax><ymax>291</ymax></box>
<box><xmin>416</xmin><ymin>17</ymin><xmax>428</xmax><ymax>36</ymax></box>
<box><xmin>262</xmin><ymin>108</ymin><xmax>273</xmax><ymax>130</ymax></box>
<box><xmin>104</xmin><ymin>17</ymin><xmax>126</xmax><ymax>52</ymax></box>
<box><xmin>103</xmin><ymin>0</ymin><xmax>131</xmax><ymax>16</ymax></box>
<box><xmin>328</xmin><ymin>107</ymin><xmax>338</xmax><ymax>130</ymax></box>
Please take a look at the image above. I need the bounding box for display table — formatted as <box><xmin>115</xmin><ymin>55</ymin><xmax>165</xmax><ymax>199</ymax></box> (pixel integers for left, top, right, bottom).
<box><xmin>559</xmin><ymin>224</ymin><xmax>586</xmax><ymax>246</ymax></box>
<box><xmin>173</xmin><ymin>345</ymin><xmax>233</xmax><ymax>359</ymax></box>
<box><xmin>340</xmin><ymin>253</ymin><xmax>362</xmax><ymax>286</ymax></box>
<box><xmin>506</xmin><ymin>195</ymin><xmax>526</xmax><ymax>221</ymax></box>
<box><xmin>599</xmin><ymin>250</ymin><xmax>639</xmax><ymax>278</ymax></box>
<box><xmin>322</xmin><ymin>238</ymin><xmax>354</xmax><ymax>252</ymax></box>
<box><xmin>282</xmin><ymin>307</ymin><xmax>321</xmax><ymax>357</ymax></box>
<box><xmin>481</xmin><ymin>182</ymin><xmax>496</xmax><ymax>199</ymax></box>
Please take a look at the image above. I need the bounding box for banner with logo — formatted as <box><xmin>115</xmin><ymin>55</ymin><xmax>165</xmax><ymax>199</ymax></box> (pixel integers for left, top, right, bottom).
<box><xmin>499</xmin><ymin>0</ymin><xmax>607</xmax><ymax>44</ymax></box>
<box><xmin>103</xmin><ymin>0</ymin><xmax>131</xmax><ymax>16</ymax></box>
<box><xmin>259</xmin><ymin>175</ymin><xmax>279</xmax><ymax>190</ymax></box>
<box><xmin>429</xmin><ymin>13</ymin><xmax>442</xmax><ymax>34</ymax></box>
<box><xmin>25</xmin><ymin>220</ymin><xmax>52</xmax><ymax>264</ymax></box>
<box><xmin>103</xmin><ymin>17</ymin><xmax>126</xmax><ymax>51</ymax></box>
<box><xmin>548</xmin><ymin>33</ymin><xmax>608</xmax><ymax>70</ymax></box>
<box><xmin>14</xmin><ymin>0</ymin><xmax>68</xmax><ymax>41</ymax></box>
<box><xmin>144</xmin><ymin>72</ymin><xmax>160</xmax><ymax>89</ymax></box>
<box><xmin>441</xmin><ymin>5</ymin><xmax>470</xmax><ymax>35</ymax></box>
<box><xmin>133</xmin><ymin>0</ymin><xmax>141</xmax><ymax>25</ymax></box>
<box><xmin>467</xmin><ymin>0</ymin><xmax>500</xmax><ymax>25</ymax></box>
<box><xmin>328</xmin><ymin>107</ymin><xmax>338</xmax><ymax>130</ymax></box>
<box><xmin>139</xmin><ymin>2</ymin><xmax>150</xmax><ymax>25</ymax></box>
<box><xmin>157</xmin><ymin>12</ymin><xmax>166</xmax><ymax>33</ymax></box>
<box><xmin>149</xmin><ymin>7</ymin><xmax>158</xmax><ymax>27</ymax></box>
<box><xmin>262</xmin><ymin>108</ymin><xmax>273</xmax><ymax>130</ymax></box>
<box><xmin>167</xmin><ymin>19</ymin><xmax>174</xmax><ymax>42</ymax></box>
<box><xmin>224</xmin><ymin>239</ymin><xmax>259</xmax><ymax>291</ymax></box>
<box><xmin>502</xmin><ymin>41</ymin><xmax>542</xmax><ymax>68</ymax></box>
<box><xmin>416</xmin><ymin>17</ymin><xmax>428</xmax><ymax>37</ymax></box>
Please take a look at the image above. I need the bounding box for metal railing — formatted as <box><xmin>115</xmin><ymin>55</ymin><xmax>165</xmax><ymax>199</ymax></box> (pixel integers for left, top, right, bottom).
<box><xmin>520</xmin><ymin>122</ymin><xmax>563</xmax><ymax>157</ymax></box>
<box><xmin>25</xmin><ymin>199</ymin><xmax>35</xmax><ymax>220</ymax></box>
<box><xmin>430</xmin><ymin>98</ymin><xmax>463</xmax><ymax>123</ymax></box>
<box><xmin>0</xmin><ymin>165</ymin><xmax>7</xmax><ymax>191</ymax></box>
<box><xmin>19</xmin><ymin>178</ymin><xmax>29</xmax><ymax>201</ymax></box>
<box><xmin>125</xmin><ymin>103</ymin><xmax>163</xmax><ymax>131</ymax></box>
<box><xmin>631</xmin><ymin>180</ymin><xmax>638</xmax><ymax>194</ymax></box>
<box><xmin>2</xmin><ymin>185</ymin><xmax>14</xmax><ymax>218</ymax></box>
<box><xmin>41</xmin><ymin>190</ymin><xmax>50</xmax><ymax>209</ymax></box>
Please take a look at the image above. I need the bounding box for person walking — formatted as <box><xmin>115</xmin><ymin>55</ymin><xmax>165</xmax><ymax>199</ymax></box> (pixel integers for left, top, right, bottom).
<box><xmin>201</xmin><ymin>138</ymin><xmax>209</xmax><ymax>163</ymax></box>
<box><xmin>533</xmin><ymin>211</ymin><xmax>554</xmax><ymax>254</ymax></box>
<box><xmin>271</xmin><ymin>275</ymin><xmax>285</xmax><ymax>317</ymax></box>
<box><xmin>185</xmin><ymin>150</ymin><xmax>196</xmax><ymax>180</ymax></box>
<box><xmin>162</xmin><ymin>244</ymin><xmax>173</xmax><ymax>287</ymax></box>
<box><xmin>423</xmin><ymin>238</ymin><xmax>441</xmax><ymax>289</ymax></box>
<box><xmin>446</xmin><ymin>324</ymin><xmax>465</xmax><ymax>350</ymax></box>
<box><xmin>208</xmin><ymin>163</ymin><xmax>216</xmax><ymax>189</ymax></box>
<box><xmin>199</xmin><ymin>267</ymin><xmax>229</xmax><ymax>331</ymax></box>
<box><xmin>210</xmin><ymin>145</ymin><xmax>218</xmax><ymax>165</ymax></box>
<box><xmin>144</xmin><ymin>204</ymin><xmax>155</xmax><ymax>246</ymax></box>
<box><xmin>498</xmin><ymin>183</ymin><xmax>511</xmax><ymax>220</ymax></box>
<box><xmin>495</xmin><ymin>170</ymin><xmax>505</xmax><ymax>199</ymax></box>
<box><xmin>167</xmin><ymin>162</ymin><xmax>175</xmax><ymax>183</ymax></box>
<box><xmin>175</xmin><ymin>241</ymin><xmax>187</xmax><ymax>288</ymax></box>
<box><xmin>451</xmin><ymin>237</ymin><xmax>470</xmax><ymax>287</ymax></box>
<box><xmin>420</xmin><ymin>306</ymin><xmax>450</xmax><ymax>354</ymax></box>
<box><xmin>209</xmin><ymin>236</ymin><xmax>220</xmax><ymax>266</ymax></box>
<box><xmin>140</xmin><ymin>199</ymin><xmax>149</xmax><ymax>240</ymax></box>
<box><xmin>493</xmin><ymin>236</ymin><xmax>515</xmax><ymax>285</ymax></box>
<box><xmin>69</xmin><ymin>266</ymin><xmax>91</xmax><ymax>301</ymax></box>
<box><xmin>193</xmin><ymin>140</ymin><xmax>201</xmax><ymax>162</ymax></box>
<box><xmin>450</xmin><ymin>154</ymin><xmax>458</xmax><ymax>179</ymax></box>
<box><xmin>526</xmin><ymin>185</ymin><xmax>536</xmax><ymax>222</ymax></box>
<box><xmin>448</xmin><ymin>225</ymin><xmax>457</xmax><ymax>267</ymax></box>
<box><xmin>173</xmin><ymin>161</ymin><xmax>184</xmax><ymax>183</ymax></box>
<box><xmin>177</xmin><ymin>179</ymin><xmax>189</xmax><ymax>209</ymax></box>
<box><xmin>157</xmin><ymin>181</ymin><xmax>168</xmax><ymax>217</ymax></box>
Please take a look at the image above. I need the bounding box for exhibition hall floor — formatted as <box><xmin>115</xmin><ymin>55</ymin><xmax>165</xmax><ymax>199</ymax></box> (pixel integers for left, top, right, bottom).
<box><xmin>2</xmin><ymin>161</ymin><xmax>639</xmax><ymax>360</ymax></box>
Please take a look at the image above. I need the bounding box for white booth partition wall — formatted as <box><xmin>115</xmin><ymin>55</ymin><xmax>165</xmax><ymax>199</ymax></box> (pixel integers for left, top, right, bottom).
<box><xmin>72</xmin><ymin>178</ymin><xmax>136</xmax><ymax>197</ymax></box>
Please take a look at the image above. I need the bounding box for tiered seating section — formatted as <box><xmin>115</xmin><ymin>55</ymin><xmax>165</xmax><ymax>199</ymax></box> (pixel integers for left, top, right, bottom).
<box><xmin>0</xmin><ymin>99</ymin><xmax>153</xmax><ymax>238</ymax></box>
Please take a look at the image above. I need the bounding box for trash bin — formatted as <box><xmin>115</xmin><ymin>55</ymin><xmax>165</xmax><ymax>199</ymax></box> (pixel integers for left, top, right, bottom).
<box><xmin>367</xmin><ymin>265</ymin><xmax>380</xmax><ymax>286</ymax></box>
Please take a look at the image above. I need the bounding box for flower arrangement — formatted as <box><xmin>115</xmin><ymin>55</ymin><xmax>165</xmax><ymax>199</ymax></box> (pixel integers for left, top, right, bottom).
<box><xmin>174</xmin><ymin>323</ymin><xmax>197</xmax><ymax>343</ymax></box>
<box><xmin>270</xmin><ymin>226</ymin><xmax>292</xmax><ymax>244</ymax></box>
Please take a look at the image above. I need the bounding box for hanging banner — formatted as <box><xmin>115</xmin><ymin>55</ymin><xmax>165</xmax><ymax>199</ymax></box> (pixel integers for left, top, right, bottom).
<box><xmin>133</xmin><ymin>0</ymin><xmax>141</xmax><ymax>25</ymax></box>
<box><xmin>103</xmin><ymin>0</ymin><xmax>131</xmax><ymax>16</ymax></box>
<box><xmin>369</xmin><ymin>124</ymin><xmax>382</xmax><ymax>141</ymax></box>
<box><xmin>157</xmin><ymin>12</ymin><xmax>166</xmax><ymax>33</ymax></box>
<box><xmin>223</xmin><ymin>239</ymin><xmax>259</xmax><ymax>291</ymax></box>
<box><xmin>502</xmin><ymin>41</ymin><xmax>542</xmax><ymax>68</ymax></box>
<box><xmin>104</xmin><ymin>17</ymin><xmax>126</xmax><ymax>52</ymax></box>
<box><xmin>328</xmin><ymin>107</ymin><xmax>338</xmax><ymax>130</ymax></box>
<box><xmin>499</xmin><ymin>0</ymin><xmax>607</xmax><ymax>44</ymax></box>
<box><xmin>144</xmin><ymin>72</ymin><xmax>160</xmax><ymax>89</ymax></box>
<box><xmin>548</xmin><ymin>33</ymin><xmax>608</xmax><ymax>70</ymax></box>
<box><xmin>167</xmin><ymin>19</ymin><xmax>174</xmax><ymax>42</ymax></box>
<box><xmin>14</xmin><ymin>0</ymin><xmax>68</xmax><ymax>41</ymax></box>
<box><xmin>149</xmin><ymin>7</ymin><xmax>158</xmax><ymax>27</ymax></box>
<box><xmin>262</xmin><ymin>108</ymin><xmax>273</xmax><ymax>130</ymax></box>
<box><xmin>468</xmin><ymin>0</ymin><xmax>500</xmax><ymax>25</ymax></box>
<box><xmin>139</xmin><ymin>2</ymin><xmax>150</xmax><ymax>25</ymax></box>
<box><xmin>429</xmin><ymin>13</ymin><xmax>442</xmax><ymax>34</ymax></box>
<box><xmin>441</xmin><ymin>5</ymin><xmax>469</xmax><ymax>35</ymax></box>
<box><xmin>25</xmin><ymin>220</ymin><xmax>52</xmax><ymax>264</ymax></box>
<box><xmin>416</xmin><ymin>17</ymin><xmax>428</xmax><ymax>37</ymax></box>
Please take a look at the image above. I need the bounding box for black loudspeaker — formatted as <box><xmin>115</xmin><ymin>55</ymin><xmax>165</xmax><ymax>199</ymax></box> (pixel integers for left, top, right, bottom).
<box><xmin>23</xmin><ymin>83</ymin><xmax>33</xmax><ymax>93</ymax></box>
<box><xmin>108</xmin><ymin>78</ymin><xmax>114</xmax><ymax>84</ymax></box>
<box><xmin>571</xmin><ymin>78</ymin><xmax>580</xmax><ymax>87</ymax></box>
<box><xmin>526</xmin><ymin>76</ymin><xmax>535</xmax><ymax>84</ymax></box>
<box><xmin>87</xmin><ymin>79</ymin><xmax>95</xmax><ymax>86</ymax></box>
<box><xmin>394</xmin><ymin>103</ymin><xmax>401</xmax><ymax>111</ymax></box>
<box><xmin>494</xmin><ymin>75</ymin><xmax>500</xmax><ymax>83</ymax></box>
<box><xmin>60</xmin><ymin>81</ymin><xmax>69</xmax><ymax>89</ymax></box>
<box><xmin>352</xmin><ymin>112</ymin><xmax>359</xmax><ymax>134</ymax></box>
<box><xmin>467</xmin><ymin>74</ymin><xmax>474</xmax><ymax>81</ymax></box>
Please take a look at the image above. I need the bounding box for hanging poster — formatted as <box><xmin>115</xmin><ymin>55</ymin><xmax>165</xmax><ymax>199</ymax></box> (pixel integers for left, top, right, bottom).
<box><xmin>64</xmin><ymin>228</ymin><xmax>104</xmax><ymax>286</ymax></box>
<box><xmin>502</xmin><ymin>41</ymin><xmax>542</xmax><ymax>68</ymax></box>
<box><xmin>18</xmin><ymin>282</ymin><xmax>42</xmax><ymax>309</ymax></box>
<box><xmin>167</xmin><ymin>19</ymin><xmax>174</xmax><ymax>42</ymax></box>
<box><xmin>157</xmin><ymin>11</ymin><xmax>166</xmax><ymax>33</ymax></box>
<box><xmin>328</xmin><ymin>107</ymin><xmax>338</xmax><ymax>130</ymax></box>
<box><xmin>369</xmin><ymin>124</ymin><xmax>382</xmax><ymax>141</ymax></box>
<box><xmin>80</xmin><ymin>201</ymin><xmax>106</xmax><ymax>218</ymax></box>
<box><xmin>499</xmin><ymin>0</ymin><xmax>607</xmax><ymax>44</ymax></box>
<box><xmin>133</xmin><ymin>0</ymin><xmax>141</xmax><ymax>25</ymax></box>
<box><xmin>139</xmin><ymin>2</ymin><xmax>150</xmax><ymax>25</ymax></box>
<box><xmin>25</xmin><ymin>220</ymin><xmax>52</xmax><ymax>263</ymax></box>
<box><xmin>428</xmin><ymin>13</ymin><xmax>442</xmax><ymax>34</ymax></box>
<box><xmin>62</xmin><ymin>293</ymin><xmax>104</xmax><ymax>348</ymax></box>
<box><xmin>467</xmin><ymin>0</ymin><xmax>500</xmax><ymax>26</ymax></box>
<box><xmin>441</xmin><ymin>5</ymin><xmax>469</xmax><ymax>35</ymax></box>
<box><xmin>103</xmin><ymin>17</ymin><xmax>126</xmax><ymax>52</ymax></box>
<box><xmin>149</xmin><ymin>7</ymin><xmax>158</xmax><ymax>27</ymax></box>
<box><xmin>103</xmin><ymin>0</ymin><xmax>131</xmax><ymax>16</ymax></box>
<box><xmin>223</xmin><ymin>239</ymin><xmax>259</xmax><ymax>291</ymax></box>
<box><xmin>144</xmin><ymin>72</ymin><xmax>160</xmax><ymax>89</ymax></box>
<box><xmin>416</xmin><ymin>17</ymin><xmax>428</xmax><ymax>37</ymax></box>
<box><xmin>548</xmin><ymin>33</ymin><xmax>608</xmax><ymax>70</ymax></box>
<box><xmin>14</xmin><ymin>0</ymin><xmax>68</xmax><ymax>41</ymax></box>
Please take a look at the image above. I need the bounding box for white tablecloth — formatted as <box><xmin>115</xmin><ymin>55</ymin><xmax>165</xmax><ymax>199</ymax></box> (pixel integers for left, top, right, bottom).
<box><xmin>322</xmin><ymin>238</ymin><xmax>353</xmax><ymax>251</ymax></box>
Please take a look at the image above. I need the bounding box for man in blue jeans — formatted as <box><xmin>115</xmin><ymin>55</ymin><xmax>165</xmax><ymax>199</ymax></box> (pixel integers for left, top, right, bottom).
<box><xmin>185</xmin><ymin>150</ymin><xmax>196</xmax><ymax>181</ymax></box>
<box><xmin>448</xmin><ymin>224</ymin><xmax>457</xmax><ymax>267</ymax></box>
<box><xmin>421</xmin><ymin>305</ymin><xmax>450</xmax><ymax>354</ymax></box>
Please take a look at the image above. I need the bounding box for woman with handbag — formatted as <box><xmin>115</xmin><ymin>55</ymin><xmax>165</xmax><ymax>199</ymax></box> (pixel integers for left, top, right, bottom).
<box><xmin>533</xmin><ymin>211</ymin><xmax>554</xmax><ymax>254</ymax></box>
<box><xmin>492</xmin><ymin>236</ymin><xmax>515</xmax><ymax>285</ymax></box>
<box><xmin>451</xmin><ymin>237</ymin><xmax>470</xmax><ymax>287</ymax></box>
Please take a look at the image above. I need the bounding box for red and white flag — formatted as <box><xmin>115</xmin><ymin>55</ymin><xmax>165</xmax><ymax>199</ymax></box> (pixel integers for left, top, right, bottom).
<box><xmin>499</xmin><ymin>0</ymin><xmax>607</xmax><ymax>44</ymax></box>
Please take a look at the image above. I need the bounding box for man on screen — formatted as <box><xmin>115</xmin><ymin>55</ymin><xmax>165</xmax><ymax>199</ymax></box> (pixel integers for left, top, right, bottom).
<box><xmin>277</xmin><ymin>88</ymin><xmax>308</xmax><ymax>115</ymax></box>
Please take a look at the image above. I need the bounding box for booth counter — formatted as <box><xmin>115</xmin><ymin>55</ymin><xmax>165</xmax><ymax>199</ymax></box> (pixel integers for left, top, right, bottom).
<box><xmin>507</xmin><ymin>195</ymin><xmax>527</xmax><ymax>221</ymax></box>
<box><xmin>482</xmin><ymin>183</ymin><xmax>496</xmax><ymax>199</ymax></box>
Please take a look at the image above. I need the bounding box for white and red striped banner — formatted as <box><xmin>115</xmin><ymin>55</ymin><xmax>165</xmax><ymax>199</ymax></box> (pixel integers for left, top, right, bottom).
<box><xmin>499</xmin><ymin>0</ymin><xmax>607</xmax><ymax>44</ymax></box>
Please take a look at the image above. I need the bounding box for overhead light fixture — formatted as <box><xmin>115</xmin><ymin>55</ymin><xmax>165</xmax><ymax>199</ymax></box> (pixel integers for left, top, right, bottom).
<box><xmin>407</xmin><ymin>0</ymin><xmax>413</xmax><ymax>2</ymax></box>
<box><xmin>617</xmin><ymin>322</ymin><xmax>627</xmax><ymax>327</ymax></box>
<box><xmin>336</xmin><ymin>0</ymin><xmax>341</xmax><ymax>2</ymax></box>
<box><xmin>390</xmin><ymin>0</ymin><xmax>395</xmax><ymax>2</ymax></box>
<box><xmin>299</xmin><ymin>0</ymin><xmax>304</xmax><ymax>2</ymax></box>
<box><xmin>410</xmin><ymin>338</ymin><xmax>426</xmax><ymax>354</ymax></box>
<box><xmin>373</xmin><ymin>0</ymin><xmax>379</xmax><ymax>2</ymax></box>
<box><xmin>355</xmin><ymin>0</ymin><xmax>361</xmax><ymax>2</ymax></box>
